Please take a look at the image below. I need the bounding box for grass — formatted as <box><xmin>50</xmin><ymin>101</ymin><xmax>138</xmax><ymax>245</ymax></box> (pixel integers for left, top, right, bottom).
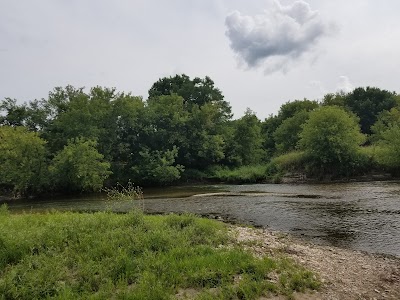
<box><xmin>0</xmin><ymin>204</ymin><xmax>319</xmax><ymax>299</ymax></box>
<box><xmin>209</xmin><ymin>165</ymin><xmax>269</xmax><ymax>184</ymax></box>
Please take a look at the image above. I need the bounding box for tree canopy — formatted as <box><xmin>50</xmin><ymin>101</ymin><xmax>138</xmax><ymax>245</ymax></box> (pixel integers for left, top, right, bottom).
<box><xmin>0</xmin><ymin>126</ymin><xmax>47</xmax><ymax>195</ymax></box>
<box><xmin>1</xmin><ymin>75</ymin><xmax>400</xmax><ymax>195</ymax></box>
<box><xmin>299</xmin><ymin>106</ymin><xmax>365</xmax><ymax>177</ymax></box>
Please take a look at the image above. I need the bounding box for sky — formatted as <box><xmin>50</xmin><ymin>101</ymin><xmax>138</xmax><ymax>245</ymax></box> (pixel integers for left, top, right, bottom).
<box><xmin>1</xmin><ymin>0</ymin><xmax>400</xmax><ymax>119</ymax></box>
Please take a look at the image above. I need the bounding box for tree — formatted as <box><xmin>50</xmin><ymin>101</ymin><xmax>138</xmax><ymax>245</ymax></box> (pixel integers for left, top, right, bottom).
<box><xmin>344</xmin><ymin>87</ymin><xmax>397</xmax><ymax>134</ymax></box>
<box><xmin>371</xmin><ymin>107</ymin><xmax>400</xmax><ymax>142</ymax></box>
<box><xmin>131</xmin><ymin>146</ymin><xmax>184</xmax><ymax>185</ymax></box>
<box><xmin>261</xmin><ymin>114</ymin><xmax>281</xmax><ymax>158</ymax></box>
<box><xmin>371</xmin><ymin>107</ymin><xmax>400</xmax><ymax>173</ymax></box>
<box><xmin>231</xmin><ymin>109</ymin><xmax>265</xmax><ymax>165</ymax></box>
<box><xmin>0</xmin><ymin>126</ymin><xmax>47</xmax><ymax>195</ymax></box>
<box><xmin>148</xmin><ymin>74</ymin><xmax>231</xmax><ymax>118</ymax></box>
<box><xmin>110</xmin><ymin>94</ymin><xmax>146</xmax><ymax>182</ymax></box>
<box><xmin>262</xmin><ymin>99</ymin><xmax>318</xmax><ymax>158</ymax></box>
<box><xmin>321</xmin><ymin>92</ymin><xmax>347</xmax><ymax>107</ymax></box>
<box><xmin>374</xmin><ymin>124</ymin><xmax>400</xmax><ymax>174</ymax></box>
<box><xmin>180</xmin><ymin>102</ymin><xmax>226</xmax><ymax>168</ymax></box>
<box><xmin>144</xmin><ymin>94</ymin><xmax>189</xmax><ymax>150</ymax></box>
<box><xmin>278</xmin><ymin>99</ymin><xmax>319</xmax><ymax>121</ymax></box>
<box><xmin>43</xmin><ymin>86</ymin><xmax>118</xmax><ymax>156</ymax></box>
<box><xmin>299</xmin><ymin>106</ymin><xmax>365</xmax><ymax>177</ymax></box>
<box><xmin>50</xmin><ymin>138</ymin><xmax>112</xmax><ymax>192</ymax></box>
<box><xmin>0</xmin><ymin>98</ymin><xmax>28</xmax><ymax>127</ymax></box>
<box><xmin>274</xmin><ymin>110</ymin><xmax>310</xmax><ymax>154</ymax></box>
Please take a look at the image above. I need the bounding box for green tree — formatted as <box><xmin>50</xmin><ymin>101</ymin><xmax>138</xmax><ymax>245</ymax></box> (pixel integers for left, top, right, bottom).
<box><xmin>0</xmin><ymin>126</ymin><xmax>47</xmax><ymax>195</ymax></box>
<box><xmin>274</xmin><ymin>110</ymin><xmax>310</xmax><ymax>154</ymax></box>
<box><xmin>43</xmin><ymin>86</ymin><xmax>118</xmax><ymax>156</ymax></box>
<box><xmin>371</xmin><ymin>106</ymin><xmax>400</xmax><ymax>173</ymax></box>
<box><xmin>50</xmin><ymin>138</ymin><xmax>112</xmax><ymax>192</ymax></box>
<box><xmin>110</xmin><ymin>94</ymin><xmax>146</xmax><ymax>182</ymax></box>
<box><xmin>131</xmin><ymin>146</ymin><xmax>184</xmax><ymax>185</ymax></box>
<box><xmin>344</xmin><ymin>87</ymin><xmax>397</xmax><ymax>134</ymax></box>
<box><xmin>321</xmin><ymin>92</ymin><xmax>347</xmax><ymax>107</ymax></box>
<box><xmin>299</xmin><ymin>106</ymin><xmax>365</xmax><ymax>177</ymax></box>
<box><xmin>0</xmin><ymin>98</ymin><xmax>28</xmax><ymax>127</ymax></box>
<box><xmin>232</xmin><ymin>109</ymin><xmax>265</xmax><ymax>165</ymax></box>
<box><xmin>144</xmin><ymin>94</ymin><xmax>189</xmax><ymax>150</ymax></box>
<box><xmin>278</xmin><ymin>99</ymin><xmax>319</xmax><ymax>121</ymax></box>
<box><xmin>148</xmin><ymin>74</ymin><xmax>231</xmax><ymax>118</ymax></box>
<box><xmin>374</xmin><ymin>124</ymin><xmax>400</xmax><ymax>174</ymax></box>
<box><xmin>181</xmin><ymin>102</ymin><xmax>226</xmax><ymax>168</ymax></box>
<box><xmin>371</xmin><ymin>107</ymin><xmax>400</xmax><ymax>142</ymax></box>
<box><xmin>261</xmin><ymin>114</ymin><xmax>281</xmax><ymax>158</ymax></box>
<box><xmin>262</xmin><ymin>99</ymin><xmax>318</xmax><ymax>158</ymax></box>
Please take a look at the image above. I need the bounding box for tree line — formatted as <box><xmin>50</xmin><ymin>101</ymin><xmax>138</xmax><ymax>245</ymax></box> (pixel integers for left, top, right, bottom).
<box><xmin>1</xmin><ymin>74</ymin><xmax>399</xmax><ymax>196</ymax></box>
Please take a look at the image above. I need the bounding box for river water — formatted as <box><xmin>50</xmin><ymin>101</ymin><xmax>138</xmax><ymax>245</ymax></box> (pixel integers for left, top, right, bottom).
<box><xmin>2</xmin><ymin>181</ymin><xmax>400</xmax><ymax>257</ymax></box>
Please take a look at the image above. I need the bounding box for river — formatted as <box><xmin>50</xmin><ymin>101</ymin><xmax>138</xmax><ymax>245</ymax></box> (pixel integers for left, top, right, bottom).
<box><xmin>2</xmin><ymin>181</ymin><xmax>400</xmax><ymax>257</ymax></box>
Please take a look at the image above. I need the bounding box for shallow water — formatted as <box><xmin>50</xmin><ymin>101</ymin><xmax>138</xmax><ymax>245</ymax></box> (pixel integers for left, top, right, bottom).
<box><xmin>2</xmin><ymin>181</ymin><xmax>400</xmax><ymax>257</ymax></box>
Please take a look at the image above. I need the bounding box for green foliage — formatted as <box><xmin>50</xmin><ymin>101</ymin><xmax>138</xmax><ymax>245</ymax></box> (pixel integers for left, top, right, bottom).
<box><xmin>271</xmin><ymin>151</ymin><xmax>307</xmax><ymax>172</ymax></box>
<box><xmin>1</xmin><ymin>81</ymin><xmax>399</xmax><ymax>191</ymax></box>
<box><xmin>261</xmin><ymin>114</ymin><xmax>281</xmax><ymax>157</ymax></box>
<box><xmin>43</xmin><ymin>86</ymin><xmax>120</xmax><ymax>157</ymax></box>
<box><xmin>209</xmin><ymin>165</ymin><xmax>268</xmax><ymax>183</ymax></box>
<box><xmin>345</xmin><ymin>87</ymin><xmax>397</xmax><ymax>134</ymax></box>
<box><xmin>262</xmin><ymin>99</ymin><xmax>318</xmax><ymax>158</ymax></box>
<box><xmin>148</xmin><ymin>74</ymin><xmax>231</xmax><ymax>118</ymax></box>
<box><xmin>50</xmin><ymin>138</ymin><xmax>112</xmax><ymax>192</ymax></box>
<box><xmin>274</xmin><ymin>110</ymin><xmax>310</xmax><ymax>154</ymax></box>
<box><xmin>374</xmin><ymin>125</ymin><xmax>400</xmax><ymax>173</ymax></box>
<box><xmin>232</xmin><ymin>108</ymin><xmax>265</xmax><ymax>165</ymax></box>
<box><xmin>132</xmin><ymin>146</ymin><xmax>184</xmax><ymax>185</ymax></box>
<box><xmin>0</xmin><ymin>211</ymin><xmax>319</xmax><ymax>299</ymax></box>
<box><xmin>321</xmin><ymin>92</ymin><xmax>347</xmax><ymax>108</ymax></box>
<box><xmin>181</xmin><ymin>103</ymin><xmax>227</xmax><ymax>168</ymax></box>
<box><xmin>145</xmin><ymin>94</ymin><xmax>189</xmax><ymax>149</ymax></box>
<box><xmin>277</xmin><ymin>99</ymin><xmax>319</xmax><ymax>121</ymax></box>
<box><xmin>371</xmin><ymin>107</ymin><xmax>400</xmax><ymax>142</ymax></box>
<box><xmin>299</xmin><ymin>106</ymin><xmax>365</xmax><ymax>177</ymax></box>
<box><xmin>0</xmin><ymin>126</ymin><xmax>47</xmax><ymax>195</ymax></box>
<box><xmin>0</xmin><ymin>98</ymin><xmax>28</xmax><ymax>127</ymax></box>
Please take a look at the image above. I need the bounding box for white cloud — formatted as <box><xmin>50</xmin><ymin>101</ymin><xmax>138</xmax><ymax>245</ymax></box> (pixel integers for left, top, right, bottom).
<box><xmin>225</xmin><ymin>0</ymin><xmax>333</xmax><ymax>73</ymax></box>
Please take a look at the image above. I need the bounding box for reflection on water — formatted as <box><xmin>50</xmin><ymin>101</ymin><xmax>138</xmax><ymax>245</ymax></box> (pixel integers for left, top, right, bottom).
<box><xmin>1</xmin><ymin>181</ymin><xmax>400</xmax><ymax>257</ymax></box>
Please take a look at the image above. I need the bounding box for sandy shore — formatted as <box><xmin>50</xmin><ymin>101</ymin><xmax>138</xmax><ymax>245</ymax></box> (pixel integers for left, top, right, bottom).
<box><xmin>231</xmin><ymin>226</ymin><xmax>400</xmax><ymax>300</ymax></box>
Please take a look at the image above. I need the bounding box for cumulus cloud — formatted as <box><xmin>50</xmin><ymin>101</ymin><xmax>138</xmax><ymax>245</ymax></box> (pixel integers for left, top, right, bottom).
<box><xmin>225</xmin><ymin>0</ymin><xmax>332</xmax><ymax>73</ymax></box>
<box><xmin>336</xmin><ymin>75</ymin><xmax>354</xmax><ymax>93</ymax></box>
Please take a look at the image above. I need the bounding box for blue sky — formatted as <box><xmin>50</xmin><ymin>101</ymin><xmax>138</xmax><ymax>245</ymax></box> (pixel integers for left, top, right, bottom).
<box><xmin>1</xmin><ymin>0</ymin><xmax>399</xmax><ymax>119</ymax></box>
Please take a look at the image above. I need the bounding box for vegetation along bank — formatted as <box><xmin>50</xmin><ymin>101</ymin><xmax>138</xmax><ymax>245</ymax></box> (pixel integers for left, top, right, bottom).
<box><xmin>0</xmin><ymin>203</ymin><xmax>321</xmax><ymax>300</ymax></box>
<box><xmin>1</xmin><ymin>74</ymin><xmax>400</xmax><ymax>197</ymax></box>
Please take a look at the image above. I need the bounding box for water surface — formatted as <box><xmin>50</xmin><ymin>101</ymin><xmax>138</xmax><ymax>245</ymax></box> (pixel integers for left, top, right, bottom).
<box><xmin>2</xmin><ymin>181</ymin><xmax>400</xmax><ymax>257</ymax></box>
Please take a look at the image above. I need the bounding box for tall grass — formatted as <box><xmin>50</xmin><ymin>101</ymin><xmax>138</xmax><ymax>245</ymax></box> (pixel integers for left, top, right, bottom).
<box><xmin>209</xmin><ymin>165</ymin><xmax>269</xmax><ymax>183</ymax></box>
<box><xmin>0</xmin><ymin>204</ymin><xmax>319</xmax><ymax>299</ymax></box>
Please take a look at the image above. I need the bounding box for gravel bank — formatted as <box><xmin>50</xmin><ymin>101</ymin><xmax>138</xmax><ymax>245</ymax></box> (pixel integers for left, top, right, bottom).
<box><xmin>232</xmin><ymin>226</ymin><xmax>400</xmax><ymax>300</ymax></box>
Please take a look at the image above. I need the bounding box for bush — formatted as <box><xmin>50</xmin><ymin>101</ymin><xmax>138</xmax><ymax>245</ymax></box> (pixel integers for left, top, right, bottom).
<box><xmin>0</xmin><ymin>126</ymin><xmax>48</xmax><ymax>196</ymax></box>
<box><xmin>299</xmin><ymin>106</ymin><xmax>365</xmax><ymax>178</ymax></box>
<box><xmin>50</xmin><ymin>138</ymin><xmax>112</xmax><ymax>192</ymax></box>
<box><xmin>209</xmin><ymin>165</ymin><xmax>268</xmax><ymax>183</ymax></box>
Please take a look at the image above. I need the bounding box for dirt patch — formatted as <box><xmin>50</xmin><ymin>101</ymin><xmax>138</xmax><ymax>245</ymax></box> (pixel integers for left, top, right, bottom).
<box><xmin>232</xmin><ymin>226</ymin><xmax>400</xmax><ymax>300</ymax></box>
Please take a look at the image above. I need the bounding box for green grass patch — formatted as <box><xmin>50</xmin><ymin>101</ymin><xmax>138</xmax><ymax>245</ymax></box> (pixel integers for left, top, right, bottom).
<box><xmin>0</xmin><ymin>205</ymin><xmax>319</xmax><ymax>299</ymax></box>
<box><xmin>209</xmin><ymin>165</ymin><xmax>269</xmax><ymax>183</ymax></box>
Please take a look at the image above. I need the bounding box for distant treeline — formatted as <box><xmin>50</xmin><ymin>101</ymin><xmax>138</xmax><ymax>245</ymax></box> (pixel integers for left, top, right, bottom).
<box><xmin>1</xmin><ymin>74</ymin><xmax>400</xmax><ymax>196</ymax></box>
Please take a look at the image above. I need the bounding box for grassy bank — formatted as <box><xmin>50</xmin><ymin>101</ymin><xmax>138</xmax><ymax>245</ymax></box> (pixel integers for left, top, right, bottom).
<box><xmin>206</xmin><ymin>165</ymin><xmax>279</xmax><ymax>184</ymax></box>
<box><xmin>0</xmin><ymin>206</ymin><xmax>319</xmax><ymax>299</ymax></box>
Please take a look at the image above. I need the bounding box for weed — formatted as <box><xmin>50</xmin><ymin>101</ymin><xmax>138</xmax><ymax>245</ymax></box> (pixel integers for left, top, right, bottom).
<box><xmin>0</xmin><ymin>201</ymin><xmax>319</xmax><ymax>299</ymax></box>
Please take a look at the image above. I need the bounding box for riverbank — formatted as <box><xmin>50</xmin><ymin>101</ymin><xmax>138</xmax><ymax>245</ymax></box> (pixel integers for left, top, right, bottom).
<box><xmin>233</xmin><ymin>226</ymin><xmax>400</xmax><ymax>299</ymax></box>
<box><xmin>0</xmin><ymin>208</ymin><xmax>320</xmax><ymax>299</ymax></box>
